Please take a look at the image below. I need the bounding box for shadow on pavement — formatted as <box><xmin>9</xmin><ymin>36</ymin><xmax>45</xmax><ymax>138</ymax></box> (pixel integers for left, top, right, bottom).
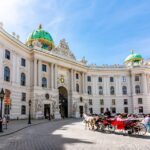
<box><xmin>0</xmin><ymin>119</ymin><xmax>94</xmax><ymax>150</ymax></box>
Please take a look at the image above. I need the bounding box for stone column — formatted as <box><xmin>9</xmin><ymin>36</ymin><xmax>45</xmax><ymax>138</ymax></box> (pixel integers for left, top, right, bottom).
<box><xmin>38</xmin><ymin>60</ymin><xmax>42</xmax><ymax>87</ymax></box>
<box><xmin>51</xmin><ymin>63</ymin><xmax>54</xmax><ymax>89</ymax></box>
<box><xmin>85</xmin><ymin>74</ymin><xmax>87</xmax><ymax>93</ymax></box>
<box><xmin>71</xmin><ymin>69</ymin><xmax>74</xmax><ymax>92</ymax></box>
<box><xmin>131</xmin><ymin>73</ymin><xmax>135</xmax><ymax>94</ymax></box>
<box><xmin>34</xmin><ymin>59</ymin><xmax>37</xmax><ymax>86</ymax></box>
<box><xmin>142</xmin><ymin>73</ymin><xmax>147</xmax><ymax>94</ymax></box>
<box><xmin>73</xmin><ymin>70</ymin><xmax>76</xmax><ymax>91</ymax></box>
<box><xmin>131</xmin><ymin>72</ymin><xmax>135</xmax><ymax>113</ymax></box>
<box><xmin>82</xmin><ymin>73</ymin><xmax>85</xmax><ymax>93</ymax></box>
<box><xmin>54</xmin><ymin>64</ymin><xmax>58</xmax><ymax>89</ymax></box>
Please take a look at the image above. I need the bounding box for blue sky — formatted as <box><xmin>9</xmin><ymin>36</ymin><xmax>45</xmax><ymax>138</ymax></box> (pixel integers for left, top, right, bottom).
<box><xmin>0</xmin><ymin>0</ymin><xmax>150</xmax><ymax>65</ymax></box>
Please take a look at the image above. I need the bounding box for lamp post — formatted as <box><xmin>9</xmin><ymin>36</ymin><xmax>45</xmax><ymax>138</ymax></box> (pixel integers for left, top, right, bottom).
<box><xmin>0</xmin><ymin>88</ymin><xmax>5</xmax><ymax>132</ymax></box>
<box><xmin>28</xmin><ymin>100</ymin><xmax>32</xmax><ymax>124</ymax></box>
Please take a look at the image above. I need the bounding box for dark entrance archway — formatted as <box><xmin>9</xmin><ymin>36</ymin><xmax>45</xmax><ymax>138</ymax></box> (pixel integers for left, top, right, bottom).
<box><xmin>58</xmin><ymin>86</ymin><xmax>68</xmax><ymax>118</ymax></box>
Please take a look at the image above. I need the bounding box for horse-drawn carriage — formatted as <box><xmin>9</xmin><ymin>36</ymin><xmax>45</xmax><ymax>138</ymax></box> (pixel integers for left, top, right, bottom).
<box><xmin>83</xmin><ymin>114</ymin><xmax>147</xmax><ymax>136</ymax></box>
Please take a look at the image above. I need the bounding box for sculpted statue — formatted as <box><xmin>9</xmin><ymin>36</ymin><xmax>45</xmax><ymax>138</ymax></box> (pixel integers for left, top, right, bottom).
<box><xmin>32</xmin><ymin>40</ymin><xmax>42</xmax><ymax>48</ymax></box>
<box><xmin>59</xmin><ymin>39</ymin><xmax>69</xmax><ymax>49</ymax></box>
<box><xmin>80</xmin><ymin>57</ymin><xmax>87</xmax><ymax>64</ymax></box>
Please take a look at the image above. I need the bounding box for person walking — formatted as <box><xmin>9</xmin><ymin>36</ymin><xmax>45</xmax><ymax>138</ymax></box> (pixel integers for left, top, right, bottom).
<box><xmin>143</xmin><ymin>114</ymin><xmax>150</xmax><ymax>133</ymax></box>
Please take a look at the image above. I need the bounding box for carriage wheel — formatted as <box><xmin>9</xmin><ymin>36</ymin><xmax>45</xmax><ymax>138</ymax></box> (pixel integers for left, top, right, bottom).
<box><xmin>124</xmin><ymin>126</ymin><xmax>133</xmax><ymax>135</ymax></box>
<box><xmin>133</xmin><ymin>123</ymin><xmax>147</xmax><ymax>136</ymax></box>
<box><xmin>106</xmin><ymin>124</ymin><xmax>115</xmax><ymax>133</ymax></box>
<box><xmin>98</xmin><ymin>124</ymin><xmax>105</xmax><ymax>132</ymax></box>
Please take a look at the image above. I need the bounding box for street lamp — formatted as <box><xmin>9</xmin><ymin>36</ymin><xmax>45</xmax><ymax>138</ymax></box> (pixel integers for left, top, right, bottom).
<box><xmin>0</xmin><ymin>88</ymin><xmax>5</xmax><ymax>132</ymax></box>
<box><xmin>28</xmin><ymin>100</ymin><xmax>32</xmax><ymax>124</ymax></box>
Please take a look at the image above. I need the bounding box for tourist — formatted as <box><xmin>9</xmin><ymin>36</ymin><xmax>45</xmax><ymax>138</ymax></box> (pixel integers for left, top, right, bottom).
<box><xmin>143</xmin><ymin>114</ymin><xmax>150</xmax><ymax>133</ymax></box>
<box><xmin>104</xmin><ymin>108</ymin><xmax>111</xmax><ymax>117</ymax></box>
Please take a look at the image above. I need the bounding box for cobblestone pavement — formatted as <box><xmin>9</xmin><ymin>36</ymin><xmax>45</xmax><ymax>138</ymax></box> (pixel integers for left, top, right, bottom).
<box><xmin>0</xmin><ymin>119</ymin><xmax>150</xmax><ymax>150</ymax></box>
<box><xmin>0</xmin><ymin>119</ymin><xmax>49</xmax><ymax>136</ymax></box>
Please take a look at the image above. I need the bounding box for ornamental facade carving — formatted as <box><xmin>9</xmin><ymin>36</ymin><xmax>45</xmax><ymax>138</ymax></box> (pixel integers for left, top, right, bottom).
<box><xmin>51</xmin><ymin>39</ymin><xmax>76</xmax><ymax>60</ymax></box>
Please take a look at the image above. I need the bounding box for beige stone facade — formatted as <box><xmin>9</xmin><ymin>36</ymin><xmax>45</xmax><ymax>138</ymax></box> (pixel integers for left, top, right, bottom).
<box><xmin>0</xmin><ymin>25</ymin><xmax>150</xmax><ymax>119</ymax></box>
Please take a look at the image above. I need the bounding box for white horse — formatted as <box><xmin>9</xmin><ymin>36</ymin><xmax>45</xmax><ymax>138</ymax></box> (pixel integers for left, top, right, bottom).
<box><xmin>83</xmin><ymin>113</ymin><xmax>96</xmax><ymax>130</ymax></box>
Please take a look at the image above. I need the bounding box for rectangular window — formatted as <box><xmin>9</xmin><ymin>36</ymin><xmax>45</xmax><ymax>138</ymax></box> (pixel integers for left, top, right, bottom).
<box><xmin>122</xmin><ymin>76</ymin><xmax>126</xmax><ymax>82</ymax></box>
<box><xmin>21</xmin><ymin>93</ymin><xmax>26</xmax><ymax>101</ymax></box>
<box><xmin>139</xmin><ymin>106</ymin><xmax>143</xmax><ymax>113</ymax></box>
<box><xmin>112</xmin><ymin>99</ymin><xmax>115</xmax><ymax>105</ymax></box>
<box><xmin>100</xmin><ymin>99</ymin><xmax>104</xmax><ymax>105</ymax></box>
<box><xmin>80</xmin><ymin>97</ymin><xmax>83</xmax><ymax>102</ymax></box>
<box><xmin>124</xmin><ymin>99</ymin><xmax>128</xmax><ymax>105</ymax></box>
<box><xmin>110</xmin><ymin>77</ymin><xmax>114</xmax><ymax>82</ymax></box>
<box><xmin>42</xmin><ymin>64</ymin><xmax>47</xmax><ymax>72</ymax></box>
<box><xmin>99</xmin><ymin>86</ymin><xmax>103</xmax><ymax>95</ymax></box>
<box><xmin>76</xmin><ymin>73</ymin><xmax>79</xmax><ymax>79</ymax></box>
<box><xmin>124</xmin><ymin>107</ymin><xmax>128</xmax><ymax>113</ymax></box>
<box><xmin>135</xmin><ymin>76</ymin><xmax>140</xmax><ymax>81</ymax></box>
<box><xmin>89</xmin><ymin>108</ymin><xmax>93</xmax><ymax>114</ymax></box>
<box><xmin>111</xmin><ymin>107</ymin><xmax>116</xmax><ymax>113</ymax></box>
<box><xmin>89</xmin><ymin>99</ymin><xmax>92</xmax><ymax>105</ymax></box>
<box><xmin>21</xmin><ymin>58</ymin><xmax>26</xmax><ymax>67</ymax></box>
<box><xmin>100</xmin><ymin>107</ymin><xmax>104</xmax><ymax>114</ymax></box>
<box><xmin>98</xmin><ymin>77</ymin><xmax>102</xmax><ymax>82</ymax></box>
<box><xmin>5</xmin><ymin>50</ymin><xmax>10</xmax><ymax>60</ymax></box>
<box><xmin>138</xmin><ymin>98</ymin><xmax>143</xmax><ymax>104</ymax></box>
<box><xmin>87</xmin><ymin>76</ymin><xmax>91</xmax><ymax>82</ymax></box>
<box><xmin>87</xmin><ymin>86</ymin><xmax>92</xmax><ymax>95</ymax></box>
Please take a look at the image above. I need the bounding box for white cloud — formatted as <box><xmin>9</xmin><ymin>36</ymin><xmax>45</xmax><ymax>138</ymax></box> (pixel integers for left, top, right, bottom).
<box><xmin>0</xmin><ymin>0</ymin><xmax>37</xmax><ymax>41</ymax></box>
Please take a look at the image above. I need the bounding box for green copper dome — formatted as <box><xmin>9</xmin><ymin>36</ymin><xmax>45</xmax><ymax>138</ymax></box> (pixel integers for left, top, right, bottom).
<box><xmin>124</xmin><ymin>50</ymin><xmax>143</xmax><ymax>63</ymax></box>
<box><xmin>26</xmin><ymin>24</ymin><xmax>54</xmax><ymax>50</ymax></box>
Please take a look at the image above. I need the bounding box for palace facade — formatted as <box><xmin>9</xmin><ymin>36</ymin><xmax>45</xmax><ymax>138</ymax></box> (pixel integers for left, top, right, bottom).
<box><xmin>0</xmin><ymin>23</ymin><xmax>150</xmax><ymax>119</ymax></box>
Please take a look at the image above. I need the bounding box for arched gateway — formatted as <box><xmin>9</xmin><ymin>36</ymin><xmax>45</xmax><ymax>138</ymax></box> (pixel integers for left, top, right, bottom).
<box><xmin>58</xmin><ymin>86</ymin><xmax>68</xmax><ymax>118</ymax></box>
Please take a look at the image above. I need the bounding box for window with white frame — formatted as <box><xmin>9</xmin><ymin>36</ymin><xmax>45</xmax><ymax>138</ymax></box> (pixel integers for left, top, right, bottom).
<box><xmin>99</xmin><ymin>86</ymin><xmax>103</xmax><ymax>95</ymax></box>
<box><xmin>138</xmin><ymin>98</ymin><xmax>143</xmax><ymax>104</ymax></box>
<box><xmin>122</xmin><ymin>76</ymin><xmax>126</xmax><ymax>82</ymax></box>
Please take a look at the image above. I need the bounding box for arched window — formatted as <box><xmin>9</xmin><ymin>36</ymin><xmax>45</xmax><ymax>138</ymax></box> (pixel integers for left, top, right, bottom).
<box><xmin>135</xmin><ymin>85</ymin><xmax>140</xmax><ymax>94</ymax></box>
<box><xmin>76</xmin><ymin>84</ymin><xmax>79</xmax><ymax>92</ymax></box>
<box><xmin>21</xmin><ymin>105</ymin><xmax>26</xmax><ymax>115</ymax></box>
<box><xmin>21</xmin><ymin>73</ymin><xmax>26</xmax><ymax>86</ymax></box>
<box><xmin>4</xmin><ymin>66</ymin><xmax>10</xmax><ymax>82</ymax></box>
<box><xmin>42</xmin><ymin>77</ymin><xmax>47</xmax><ymax>88</ymax></box>
<box><xmin>110</xmin><ymin>86</ymin><xmax>115</xmax><ymax>95</ymax></box>
<box><xmin>99</xmin><ymin>86</ymin><xmax>103</xmax><ymax>95</ymax></box>
<box><xmin>122</xmin><ymin>86</ymin><xmax>127</xmax><ymax>95</ymax></box>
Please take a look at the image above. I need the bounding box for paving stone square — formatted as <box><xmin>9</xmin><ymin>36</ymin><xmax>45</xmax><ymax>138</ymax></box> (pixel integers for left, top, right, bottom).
<box><xmin>0</xmin><ymin>119</ymin><xmax>150</xmax><ymax>150</ymax></box>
